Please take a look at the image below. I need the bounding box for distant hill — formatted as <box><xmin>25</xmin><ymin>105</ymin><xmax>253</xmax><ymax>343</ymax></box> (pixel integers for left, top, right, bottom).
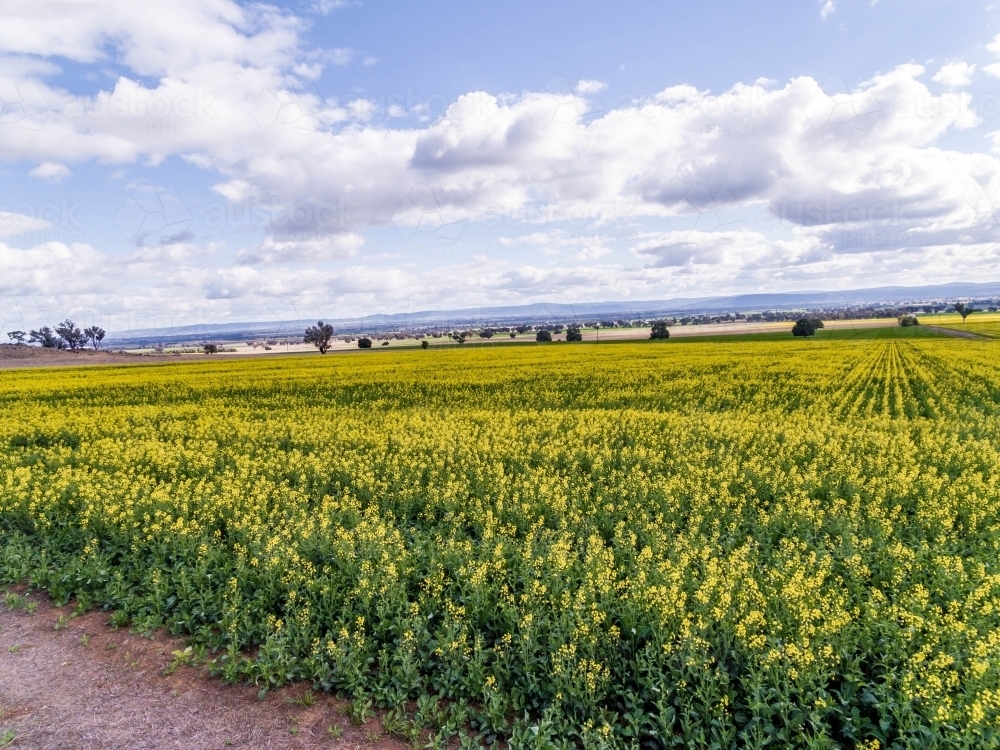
<box><xmin>104</xmin><ymin>280</ymin><xmax>1000</xmax><ymax>345</ymax></box>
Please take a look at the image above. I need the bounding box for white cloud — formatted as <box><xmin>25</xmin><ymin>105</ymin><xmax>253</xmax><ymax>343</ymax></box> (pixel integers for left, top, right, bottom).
<box><xmin>0</xmin><ymin>1</ymin><xmax>302</xmax><ymax>76</ymax></box>
<box><xmin>988</xmin><ymin>32</ymin><xmax>1000</xmax><ymax>57</ymax></box>
<box><xmin>0</xmin><ymin>211</ymin><xmax>53</xmax><ymax>239</ymax></box>
<box><xmin>0</xmin><ymin>0</ymin><xmax>999</xmax><ymax>328</ymax></box>
<box><xmin>312</xmin><ymin>0</ymin><xmax>352</xmax><ymax>14</ymax></box>
<box><xmin>820</xmin><ymin>1</ymin><xmax>835</xmax><ymax>20</ymax></box>
<box><xmin>28</xmin><ymin>161</ymin><xmax>72</xmax><ymax>183</ymax></box>
<box><xmin>931</xmin><ymin>62</ymin><xmax>975</xmax><ymax>87</ymax></box>
<box><xmin>633</xmin><ymin>230</ymin><xmax>768</xmax><ymax>268</ymax></box>
<box><xmin>985</xmin><ymin>34</ymin><xmax>1000</xmax><ymax>79</ymax></box>
<box><xmin>236</xmin><ymin>233</ymin><xmax>364</xmax><ymax>264</ymax></box>
<box><xmin>324</xmin><ymin>48</ymin><xmax>354</xmax><ymax>66</ymax></box>
<box><xmin>576</xmin><ymin>79</ymin><xmax>606</xmax><ymax>94</ymax></box>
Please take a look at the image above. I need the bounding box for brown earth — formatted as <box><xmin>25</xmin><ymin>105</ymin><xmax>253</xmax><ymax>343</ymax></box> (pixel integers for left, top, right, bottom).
<box><xmin>0</xmin><ymin>346</ymin><xmax>294</xmax><ymax>371</ymax></box>
<box><xmin>924</xmin><ymin>325</ymin><xmax>987</xmax><ymax>340</ymax></box>
<box><xmin>0</xmin><ymin>345</ymin><xmax>150</xmax><ymax>370</ymax></box>
<box><xmin>0</xmin><ymin>591</ymin><xmax>407</xmax><ymax>749</ymax></box>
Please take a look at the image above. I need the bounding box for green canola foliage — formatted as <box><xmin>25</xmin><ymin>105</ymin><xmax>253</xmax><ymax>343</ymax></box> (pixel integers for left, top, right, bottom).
<box><xmin>3</xmin><ymin>340</ymin><xmax>1000</xmax><ymax>747</ymax></box>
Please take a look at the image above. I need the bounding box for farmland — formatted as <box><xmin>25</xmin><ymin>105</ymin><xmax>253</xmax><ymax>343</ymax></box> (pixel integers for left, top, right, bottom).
<box><xmin>926</xmin><ymin>312</ymin><xmax>1000</xmax><ymax>339</ymax></box>
<box><xmin>2</xmin><ymin>338</ymin><xmax>1000</xmax><ymax>747</ymax></box>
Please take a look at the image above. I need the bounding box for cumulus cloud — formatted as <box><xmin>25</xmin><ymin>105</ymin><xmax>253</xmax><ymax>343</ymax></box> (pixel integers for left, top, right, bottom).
<box><xmin>28</xmin><ymin>161</ymin><xmax>72</xmax><ymax>182</ymax></box>
<box><xmin>931</xmin><ymin>62</ymin><xmax>975</xmax><ymax>87</ymax></box>
<box><xmin>236</xmin><ymin>233</ymin><xmax>364</xmax><ymax>264</ymax></box>
<box><xmin>576</xmin><ymin>79</ymin><xmax>606</xmax><ymax>94</ymax></box>
<box><xmin>820</xmin><ymin>1</ymin><xmax>835</xmax><ymax>20</ymax></box>
<box><xmin>984</xmin><ymin>34</ymin><xmax>1000</xmax><ymax>79</ymax></box>
<box><xmin>0</xmin><ymin>0</ymin><xmax>998</xmax><ymax>329</ymax></box>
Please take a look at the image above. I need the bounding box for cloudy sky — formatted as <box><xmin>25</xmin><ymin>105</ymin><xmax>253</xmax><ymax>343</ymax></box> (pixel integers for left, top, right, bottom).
<box><xmin>2</xmin><ymin>0</ymin><xmax>1000</xmax><ymax>332</ymax></box>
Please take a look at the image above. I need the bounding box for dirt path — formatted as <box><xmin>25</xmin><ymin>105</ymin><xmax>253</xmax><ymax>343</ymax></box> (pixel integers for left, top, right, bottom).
<box><xmin>924</xmin><ymin>325</ymin><xmax>987</xmax><ymax>340</ymax></box>
<box><xmin>0</xmin><ymin>592</ymin><xmax>406</xmax><ymax>750</ymax></box>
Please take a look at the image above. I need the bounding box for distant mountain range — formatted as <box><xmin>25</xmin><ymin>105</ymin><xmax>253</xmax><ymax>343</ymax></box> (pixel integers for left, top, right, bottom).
<box><xmin>105</xmin><ymin>280</ymin><xmax>1000</xmax><ymax>345</ymax></box>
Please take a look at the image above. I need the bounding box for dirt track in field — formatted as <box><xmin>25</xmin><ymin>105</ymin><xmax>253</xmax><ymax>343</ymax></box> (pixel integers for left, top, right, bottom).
<box><xmin>924</xmin><ymin>325</ymin><xmax>987</xmax><ymax>340</ymax></box>
<box><xmin>0</xmin><ymin>592</ymin><xmax>406</xmax><ymax>750</ymax></box>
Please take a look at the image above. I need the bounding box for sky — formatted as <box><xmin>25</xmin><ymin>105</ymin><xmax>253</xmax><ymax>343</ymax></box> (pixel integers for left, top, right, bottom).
<box><xmin>2</xmin><ymin>0</ymin><xmax>1000</xmax><ymax>332</ymax></box>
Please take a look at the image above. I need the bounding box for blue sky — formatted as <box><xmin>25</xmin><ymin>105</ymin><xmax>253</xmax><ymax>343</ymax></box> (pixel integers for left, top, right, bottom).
<box><xmin>1</xmin><ymin>0</ymin><xmax>1000</xmax><ymax>332</ymax></box>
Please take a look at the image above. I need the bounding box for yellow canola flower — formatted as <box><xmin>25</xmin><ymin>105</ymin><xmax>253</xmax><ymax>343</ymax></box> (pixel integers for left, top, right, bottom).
<box><xmin>2</xmin><ymin>338</ymin><xmax>1000</xmax><ymax>740</ymax></box>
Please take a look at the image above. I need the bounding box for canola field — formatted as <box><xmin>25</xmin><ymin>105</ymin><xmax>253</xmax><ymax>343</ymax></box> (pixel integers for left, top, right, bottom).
<box><xmin>927</xmin><ymin>312</ymin><xmax>1000</xmax><ymax>339</ymax></box>
<box><xmin>3</xmin><ymin>339</ymin><xmax>1000</xmax><ymax>748</ymax></box>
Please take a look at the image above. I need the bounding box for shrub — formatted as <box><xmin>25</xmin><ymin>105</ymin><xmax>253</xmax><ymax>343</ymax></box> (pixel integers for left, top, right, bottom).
<box><xmin>898</xmin><ymin>315</ymin><xmax>920</xmax><ymax>327</ymax></box>
<box><xmin>536</xmin><ymin>330</ymin><xmax>552</xmax><ymax>342</ymax></box>
<box><xmin>357</xmin><ymin>338</ymin><xmax>372</xmax><ymax>349</ymax></box>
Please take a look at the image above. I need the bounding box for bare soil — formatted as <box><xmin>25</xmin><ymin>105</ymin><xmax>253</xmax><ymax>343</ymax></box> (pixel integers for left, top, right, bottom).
<box><xmin>0</xmin><ymin>591</ymin><xmax>406</xmax><ymax>749</ymax></box>
<box><xmin>924</xmin><ymin>325</ymin><xmax>986</xmax><ymax>340</ymax></box>
<box><xmin>0</xmin><ymin>345</ymin><xmax>146</xmax><ymax>370</ymax></box>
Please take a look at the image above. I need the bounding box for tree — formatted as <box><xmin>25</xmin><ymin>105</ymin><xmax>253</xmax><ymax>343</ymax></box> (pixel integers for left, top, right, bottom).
<box><xmin>479</xmin><ymin>329</ymin><xmax>494</xmax><ymax>339</ymax></box>
<box><xmin>29</xmin><ymin>326</ymin><xmax>63</xmax><ymax>349</ymax></box>
<box><xmin>203</xmin><ymin>343</ymin><xmax>219</xmax><ymax>354</ymax></box>
<box><xmin>6</xmin><ymin>331</ymin><xmax>26</xmax><ymax>344</ymax></box>
<box><xmin>421</xmin><ymin>340</ymin><xmax>429</xmax><ymax>349</ymax></box>
<box><xmin>791</xmin><ymin>318</ymin><xmax>825</xmax><ymax>337</ymax></box>
<box><xmin>55</xmin><ymin>319</ymin><xmax>86</xmax><ymax>350</ymax></box>
<box><xmin>898</xmin><ymin>315</ymin><xmax>920</xmax><ymax>327</ymax></box>
<box><xmin>509</xmin><ymin>331</ymin><xmax>516</xmax><ymax>338</ymax></box>
<box><xmin>536</xmin><ymin>330</ymin><xmax>552</xmax><ymax>342</ymax></box>
<box><xmin>357</xmin><ymin>337</ymin><xmax>372</xmax><ymax>349</ymax></box>
<box><xmin>84</xmin><ymin>326</ymin><xmax>106</xmax><ymax>350</ymax></box>
<box><xmin>954</xmin><ymin>302</ymin><xmax>976</xmax><ymax>323</ymax></box>
<box><xmin>566</xmin><ymin>326</ymin><xmax>583</xmax><ymax>342</ymax></box>
<box><xmin>304</xmin><ymin>321</ymin><xmax>334</xmax><ymax>354</ymax></box>
<box><xmin>650</xmin><ymin>321</ymin><xmax>670</xmax><ymax>340</ymax></box>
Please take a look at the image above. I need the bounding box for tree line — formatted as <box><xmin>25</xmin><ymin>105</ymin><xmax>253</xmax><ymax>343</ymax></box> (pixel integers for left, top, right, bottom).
<box><xmin>6</xmin><ymin>320</ymin><xmax>106</xmax><ymax>350</ymax></box>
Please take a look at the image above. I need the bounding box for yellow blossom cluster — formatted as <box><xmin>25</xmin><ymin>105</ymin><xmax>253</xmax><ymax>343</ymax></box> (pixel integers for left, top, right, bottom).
<box><xmin>2</xmin><ymin>339</ymin><xmax>1000</xmax><ymax>745</ymax></box>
